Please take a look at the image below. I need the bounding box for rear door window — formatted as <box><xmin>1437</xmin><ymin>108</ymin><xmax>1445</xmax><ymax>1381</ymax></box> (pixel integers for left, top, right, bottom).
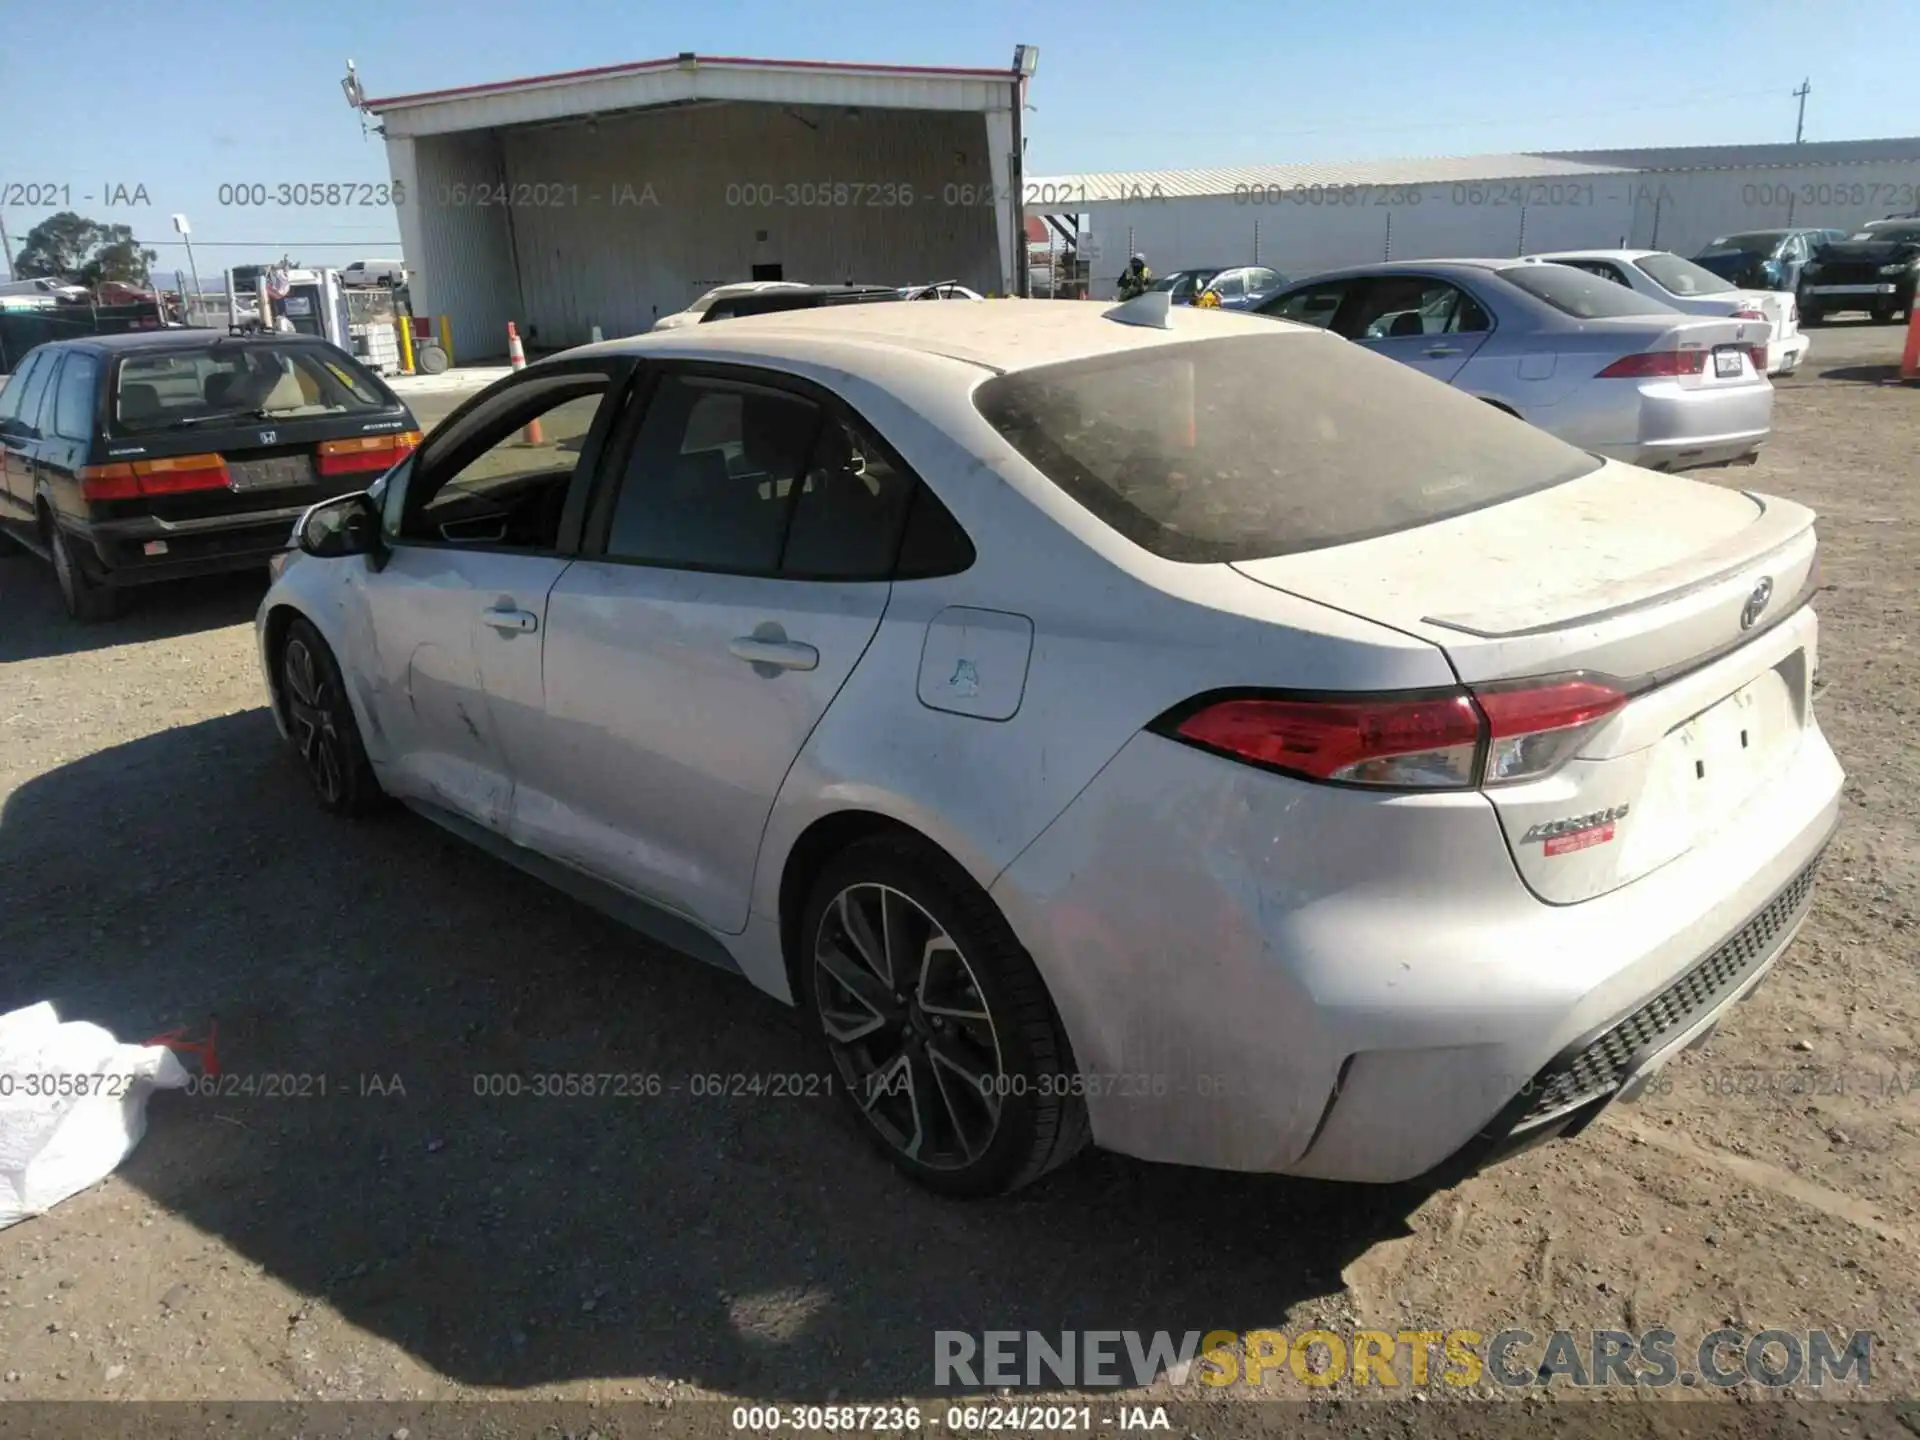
<box><xmin>1259</xmin><ymin>281</ymin><xmax>1352</xmax><ymax>329</ymax></box>
<box><xmin>52</xmin><ymin>352</ymin><xmax>101</xmax><ymax>441</ymax></box>
<box><xmin>9</xmin><ymin>351</ymin><xmax>59</xmax><ymax>434</ymax></box>
<box><xmin>0</xmin><ymin>350</ymin><xmax>49</xmax><ymax>427</ymax></box>
<box><xmin>974</xmin><ymin>332</ymin><xmax>1599</xmax><ymax>563</ymax></box>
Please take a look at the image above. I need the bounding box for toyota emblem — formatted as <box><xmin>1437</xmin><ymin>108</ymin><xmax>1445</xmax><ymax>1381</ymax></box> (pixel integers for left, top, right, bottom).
<box><xmin>1740</xmin><ymin>576</ymin><xmax>1774</xmax><ymax>630</ymax></box>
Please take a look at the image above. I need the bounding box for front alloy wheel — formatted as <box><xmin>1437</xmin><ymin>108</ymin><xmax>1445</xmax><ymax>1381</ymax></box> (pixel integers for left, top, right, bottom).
<box><xmin>814</xmin><ymin>883</ymin><xmax>1005</xmax><ymax>1170</ymax></box>
<box><xmin>278</xmin><ymin>617</ymin><xmax>383</xmax><ymax>817</ymax></box>
<box><xmin>283</xmin><ymin>634</ymin><xmax>346</xmax><ymax>806</ymax></box>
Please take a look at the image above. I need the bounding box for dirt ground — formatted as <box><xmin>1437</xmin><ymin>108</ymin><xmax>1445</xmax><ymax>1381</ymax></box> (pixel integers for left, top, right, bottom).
<box><xmin>0</xmin><ymin>326</ymin><xmax>1915</xmax><ymax>1429</ymax></box>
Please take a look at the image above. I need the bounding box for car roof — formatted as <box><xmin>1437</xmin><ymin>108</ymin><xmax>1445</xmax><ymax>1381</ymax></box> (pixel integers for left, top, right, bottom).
<box><xmin>1529</xmin><ymin>248</ymin><xmax>1660</xmax><ymax>260</ymax></box>
<box><xmin>576</xmin><ymin>297</ymin><xmax>1320</xmax><ymax>375</ymax></box>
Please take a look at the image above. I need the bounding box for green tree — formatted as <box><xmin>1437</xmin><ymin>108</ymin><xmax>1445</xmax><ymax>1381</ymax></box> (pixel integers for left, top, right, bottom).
<box><xmin>13</xmin><ymin>212</ymin><xmax>156</xmax><ymax>287</ymax></box>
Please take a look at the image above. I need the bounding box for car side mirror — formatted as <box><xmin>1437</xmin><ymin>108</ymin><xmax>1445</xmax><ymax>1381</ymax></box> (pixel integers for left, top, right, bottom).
<box><xmin>295</xmin><ymin>491</ymin><xmax>382</xmax><ymax>559</ymax></box>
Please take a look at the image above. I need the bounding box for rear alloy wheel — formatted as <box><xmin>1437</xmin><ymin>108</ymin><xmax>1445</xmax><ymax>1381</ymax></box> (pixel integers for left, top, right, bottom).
<box><xmin>48</xmin><ymin>523</ymin><xmax>121</xmax><ymax>621</ymax></box>
<box><xmin>280</xmin><ymin>617</ymin><xmax>383</xmax><ymax>816</ymax></box>
<box><xmin>802</xmin><ymin>837</ymin><xmax>1088</xmax><ymax>1197</ymax></box>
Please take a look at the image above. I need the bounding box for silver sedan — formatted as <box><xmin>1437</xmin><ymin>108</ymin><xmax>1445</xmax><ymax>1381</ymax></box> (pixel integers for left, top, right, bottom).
<box><xmin>1257</xmin><ymin>259</ymin><xmax>1774</xmax><ymax>472</ymax></box>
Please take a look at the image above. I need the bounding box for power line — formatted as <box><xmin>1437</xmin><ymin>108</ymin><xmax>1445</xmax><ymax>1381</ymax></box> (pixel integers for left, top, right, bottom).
<box><xmin>135</xmin><ymin>238</ymin><xmax>399</xmax><ymax>247</ymax></box>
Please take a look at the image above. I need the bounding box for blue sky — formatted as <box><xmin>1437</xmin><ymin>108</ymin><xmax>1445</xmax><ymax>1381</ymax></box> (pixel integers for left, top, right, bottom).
<box><xmin>3</xmin><ymin>0</ymin><xmax>1907</xmax><ymax>278</ymax></box>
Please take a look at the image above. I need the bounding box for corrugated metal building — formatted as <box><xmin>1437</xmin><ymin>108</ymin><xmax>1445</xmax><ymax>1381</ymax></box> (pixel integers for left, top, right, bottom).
<box><xmin>1025</xmin><ymin>137</ymin><xmax>1920</xmax><ymax>297</ymax></box>
<box><xmin>363</xmin><ymin>52</ymin><xmax>1035</xmax><ymax>358</ymax></box>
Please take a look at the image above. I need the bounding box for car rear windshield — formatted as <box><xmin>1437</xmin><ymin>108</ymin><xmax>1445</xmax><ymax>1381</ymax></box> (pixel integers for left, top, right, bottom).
<box><xmin>1633</xmin><ymin>253</ymin><xmax>1736</xmax><ymax>297</ymax></box>
<box><xmin>972</xmin><ymin>332</ymin><xmax>1601</xmax><ymax>563</ymax></box>
<box><xmin>1707</xmin><ymin>233</ymin><xmax>1784</xmax><ymax>255</ymax></box>
<box><xmin>1494</xmin><ymin>265</ymin><xmax>1673</xmax><ymax>318</ymax></box>
<box><xmin>111</xmin><ymin>342</ymin><xmax>392</xmax><ymax>433</ymax></box>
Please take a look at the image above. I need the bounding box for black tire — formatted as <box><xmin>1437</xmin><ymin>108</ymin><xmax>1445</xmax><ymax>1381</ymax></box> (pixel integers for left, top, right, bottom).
<box><xmin>47</xmin><ymin>521</ymin><xmax>121</xmax><ymax>621</ymax></box>
<box><xmin>1800</xmin><ymin>305</ymin><xmax>1822</xmax><ymax>326</ymax></box>
<box><xmin>1871</xmin><ymin>306</ymin><xmax>1894</xmax><ymax>325</ymax></box>
<box><xmin>278</xmin><ymin>616</ymin><xmax>385</xmax><ymax>817</ymax></box>
<box><xmin>800</xmin><ymin>834</ymin><xmax>1089</xmax><ymax>1198</ymax></box>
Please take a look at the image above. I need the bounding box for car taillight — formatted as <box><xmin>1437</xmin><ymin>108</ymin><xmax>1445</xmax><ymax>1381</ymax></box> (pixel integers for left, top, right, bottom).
<box><xmin>1170</xmin><ymin>693</ymin><xmax>1484</xmax><ymax>789</ymax></box>
<box><xmin>1161</xmin><ymin>677</ymin><xmax>1630</xmax><ymax>790</ymax></box>
<box><xmin>1731</xmin><ymin>307</ymin><xmax>1767</xmax><ymax>320</ymax></box>
<box><xmin>317</xmin><ymin>429</ymin><xmax>421</xmax><ymax>477</ymax></box>
<box><xmin>1595</xmin><ymin>350</ymin><xmax>1707</xmax><ymax>379</ymax></box>
<box><xmin>1750</xmin><ymin>344</ymin><xmax>1769</xmax><ymax>373</ymax></box>
<box><xmin>78</xmin><ymin>453</ymin><xmax>229</xmax><ymax>501</ymax></box>
<box><xmin>1474</xmin><ymin>678</ymin><xmax>1629</xmax><ymax>784</ymax></box>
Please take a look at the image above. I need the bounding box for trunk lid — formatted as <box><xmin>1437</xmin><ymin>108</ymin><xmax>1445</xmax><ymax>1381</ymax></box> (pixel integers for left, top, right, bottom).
<box><xmin>1232</xmin><ymin>464</ymin><xmax>1819</xmax><ymax>901</ymax></box>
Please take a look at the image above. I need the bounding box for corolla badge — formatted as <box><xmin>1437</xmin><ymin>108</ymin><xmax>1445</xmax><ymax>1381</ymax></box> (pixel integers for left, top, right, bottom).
<box><xmin>1740</xmin><ymin>576</ymin><xmax>1774</xmax><ymax>630</ymax></box>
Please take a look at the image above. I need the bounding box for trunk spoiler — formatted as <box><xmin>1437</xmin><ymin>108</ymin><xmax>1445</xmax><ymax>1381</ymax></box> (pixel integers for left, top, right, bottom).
<box><xmin>1422</xmin><ymin>492</ymin><xmax>1813</xmax><ymax>639</ymax></box>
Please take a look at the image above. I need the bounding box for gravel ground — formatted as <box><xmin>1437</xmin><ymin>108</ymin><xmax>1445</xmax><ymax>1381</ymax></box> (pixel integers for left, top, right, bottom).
<box><xmin>0</xmin><ymin>326</ymin><xmax>1915</xmax><ymax>1426</ymax></box>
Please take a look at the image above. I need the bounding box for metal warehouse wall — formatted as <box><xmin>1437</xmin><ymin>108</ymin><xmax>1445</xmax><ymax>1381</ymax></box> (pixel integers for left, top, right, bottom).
<box><xmin>1070</xmin><ymin>156</ymin><xmax>1920</xmax><ymax>295</ymax></box>
<box><xmin>387</xmin><ymin>131</ymin><xmax>523</xmax><ymax>364</ymax></box>
<box><xmin>404</xmin><ymin>102</ymin><xmax>1004</xmax><ymax>352</ymax></box>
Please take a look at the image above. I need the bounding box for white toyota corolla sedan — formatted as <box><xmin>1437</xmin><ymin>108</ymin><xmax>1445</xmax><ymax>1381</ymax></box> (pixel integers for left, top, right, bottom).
<box><xmin>258</xmin><ymin>295</ymin><xmax>1842</xmax><ymax>1197</ymax></box>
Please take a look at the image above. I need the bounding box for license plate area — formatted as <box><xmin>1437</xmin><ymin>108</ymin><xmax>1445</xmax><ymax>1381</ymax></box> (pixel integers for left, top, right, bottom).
<box><xmin>1656</xmin><ymin>669</ymin><xmax>1796</xmax><ymax>837</ymax></box>
<box><xmin>1712</xmin><ymin>348</ymin><xmax>1745</xmax><ymax>379</ymax></box>
<box><xmin>226</xmin><ymin>454</ymin><xmax>316</xmax><ymax>493</ymax></box>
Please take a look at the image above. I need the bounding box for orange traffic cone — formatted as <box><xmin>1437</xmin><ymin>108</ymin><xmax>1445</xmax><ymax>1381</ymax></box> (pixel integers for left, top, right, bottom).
<box><xmin>507</xmin><ymin>322</ymin><xmax>544</xmax><ymax>442</ymax></box>
<box><xmin>1901</xmin><ymin>300</ymin><xmax>1920</xmax><ymax>383</ymax></box>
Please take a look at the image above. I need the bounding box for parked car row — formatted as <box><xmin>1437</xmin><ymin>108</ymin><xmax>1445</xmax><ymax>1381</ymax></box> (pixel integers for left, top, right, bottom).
<box><xmin>245</xmin><ymin>296</ymin><xmax>1841</xmax><ymax>1199</ymax></box>
<box><xmin>1250</xmin><ymin>255</ymin><xmax>1776</xmax><ymax>473</ymax></box>
<box><xmin>652</xmin><ymin>278</ymin><xmax>982</xmax><ymax>331</ymax></box>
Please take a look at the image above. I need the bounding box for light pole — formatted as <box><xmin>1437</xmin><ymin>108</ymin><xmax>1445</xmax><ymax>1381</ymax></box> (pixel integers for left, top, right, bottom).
<box><xmin>171</xmin><ymin>213</ymin><xmax>204</xmax><ymax>315</ymax></box>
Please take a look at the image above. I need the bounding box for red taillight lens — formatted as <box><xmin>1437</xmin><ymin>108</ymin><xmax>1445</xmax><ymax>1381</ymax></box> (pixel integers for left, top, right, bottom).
<box><xmin>1474</xmin><ymin>678</ymin><xmax>1629</xmax><ymax>785</ymax></box>
<box><xmin>317</xmin><ymin>429</ymin><xmax>420</xmax><ymax>476</ymax></box>
<box><xmin>79</xmin><ymin>454</ymin><xmax>229</xmax><ymax>500</ymax></box>
<box><xmin>1173</xmin><ymin>693</ymin><xmax>1483</xmax><ymax>789</ymax></box>
<box><xmin>1750</xmin><ymin>344</ymin><xmax>1769</xmax><ymax>373</ymax></box>
<box><xmin>1595</xmin><ymin>350</ymin><xmax>1708</xmax><ymax>379</ymax></box>
<box><xmin>1164</xmin><ymin>676</ymin><xmax>1630</xmax><ymax>790</ymax></box>
<box><xmin>1731</xmin><ymin>307</ymin><xmax>1767</xmax><ymax>320</ymax></box>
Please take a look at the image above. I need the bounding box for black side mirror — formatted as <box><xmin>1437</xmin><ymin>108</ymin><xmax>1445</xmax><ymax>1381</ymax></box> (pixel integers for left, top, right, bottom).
<box><xmin>295</xmin><ymin>491</ymin><xmax>381</xmax><ymax>559</ymax></box>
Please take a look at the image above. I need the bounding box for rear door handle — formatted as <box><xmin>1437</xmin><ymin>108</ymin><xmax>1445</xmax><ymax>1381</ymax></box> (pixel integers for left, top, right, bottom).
<box><xmin>482</xmin><ymin>606</ymin><xmax>538</xmax><ymax>634</ymax></box>
<box><xmin>1423</xmin><ymin>345</ymin><xmax>1463</xmax><ymax>357</ymax></box>
<box><xmin>729</xmin><ymin>636</ymin><xmax>819</xmax><ymax>671</ymax></box>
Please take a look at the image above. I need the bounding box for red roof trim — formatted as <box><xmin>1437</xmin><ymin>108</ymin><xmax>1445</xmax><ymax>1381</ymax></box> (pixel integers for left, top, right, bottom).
<box><xmin>363</xmin><ymin>53</ymin><xmax>1016</xmax><ymax>111</ymax></box>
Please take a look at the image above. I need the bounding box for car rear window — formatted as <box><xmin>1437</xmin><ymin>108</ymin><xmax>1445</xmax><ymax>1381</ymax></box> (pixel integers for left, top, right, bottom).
<box><xmin>1708</xmin><ymin>233</ymin><xmax>1783</xmax><ymax>255</ymax></box>
<box><xmin>111</xmin><ymin>342</ymin><xmax>393</xmax><ymax>433</ymax></box>
<box><xmin>972</xmin><ymin>332</ymin><xmax>1601</xmax><ymax>563</ymax></box>
<box><xmin>1495</xmin><ymin>265</ymin><xmax>1672</xmax><ymax>318</ymax></box>
<box><xmin>1632</xmin><ymin>253</ymin><xmax>1736</xmax><ymax>297</ymax></box>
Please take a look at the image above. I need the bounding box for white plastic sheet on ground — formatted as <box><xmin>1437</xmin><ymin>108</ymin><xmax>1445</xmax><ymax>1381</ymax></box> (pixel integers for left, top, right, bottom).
<box><xmin>0</xmin><ymin>1002</ymin><xmax>190</xmax><ymax>1230</ymax></box>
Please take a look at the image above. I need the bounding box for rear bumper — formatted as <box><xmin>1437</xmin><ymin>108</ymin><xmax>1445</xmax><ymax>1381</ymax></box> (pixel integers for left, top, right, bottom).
<box><xmin>1768</xmin><ymin>332</ymin><xmax>1811</xmax><ymax>375</ymax></box>
<box><xmin>990</xmin><ymin>710</ymin><xmax>1843</xmax><ymax>1182</ymax></box>
<box><xmin>1589</xmin><ymin>378</ymin><xmax>1773</xmax><ymax>472</ymax></box>
<box><xmin>66</xmin><ymin>505</ymin><xmax>308</xmax><ymax>586</ymax></box>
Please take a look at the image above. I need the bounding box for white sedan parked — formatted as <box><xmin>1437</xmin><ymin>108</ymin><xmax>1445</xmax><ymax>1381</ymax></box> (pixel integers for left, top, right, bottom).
<box><xmin>1527</xmin><ymin>248</ymin><xmax>1810</xmax><ymax>376</ymax></box>
<box><xmin>258</xmin><ymin>299</ymin><xmax>1841</xmax><ymax>1197</ymax></box>
<box><xmin>652</xmin><ymin>280</ymin><xmax>809</xmax><ymax>330</ymax></box>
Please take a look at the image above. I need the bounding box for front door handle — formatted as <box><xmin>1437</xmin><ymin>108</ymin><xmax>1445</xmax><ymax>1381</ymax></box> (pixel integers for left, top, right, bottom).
<box><xmin>482</xmin><ymin>606</ymin><xmax>538</xmax><ymax>634</ymax></box>
<box><xmin>729</xmin><ymin>636</ymin><xmax>819</xmax><ymax>671</ymax></box>
<box><xmin>1423</xmin><ymin>345</ymin><xmax>1463</xmax><ymax>357</ymax></box>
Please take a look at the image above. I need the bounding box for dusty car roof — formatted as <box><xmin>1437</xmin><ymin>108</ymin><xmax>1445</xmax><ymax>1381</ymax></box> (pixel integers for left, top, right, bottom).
<box><xmin>577</xmin><ymin>297</ymin><xmax>1319</xmax><ymax>374</ymax></box>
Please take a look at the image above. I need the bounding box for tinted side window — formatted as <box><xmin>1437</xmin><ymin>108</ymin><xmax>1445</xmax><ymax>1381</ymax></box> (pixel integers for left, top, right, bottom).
<box><xmin>10</xmin><ymin>351</ymin><xmax>58</xmax><ymax>433</ymax></box>
<box><xmin>780</xmin><ymin>418</ymin><xmax>916</xmax><ymax>580</ymax></box>
<box><xmin>0</xmin><ymin>351</ymin><xmax>42</xmax><ymax>424</ymax></box>
<box><xmin>895</xmin><ymin>485</ymin><xmax>975</xmax><ymax>579</ymax></box>
<box><xmin>52</xmin><ymin>352</ymin><xmax>101</xmax><ymax>441</ymax></box>
<box><xmin>1262</xmin><ymin>283</ymin><xmax>1347</xmax><ymax>328</ymax></box>
<box><xmin>605</xmin><ymin>374</ymin><xmax>823</xmax><ymax>572</ymax></box>
<box><xmin>401</xmin><ymin>372</ymin><xmax>611</xmax><ymax>549</ymax></box>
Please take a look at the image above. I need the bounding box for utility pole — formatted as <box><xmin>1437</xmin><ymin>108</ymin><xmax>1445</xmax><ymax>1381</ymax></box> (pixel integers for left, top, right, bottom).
<box><xmin>0</xmin><ymin>213</ymin><xmax>15</xmax><ymax>277</ymax></box>
<box><xmin>1793</xmin><ymin>78</ymin><xmax>1811</xmax><ymax>143</ymax></box>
